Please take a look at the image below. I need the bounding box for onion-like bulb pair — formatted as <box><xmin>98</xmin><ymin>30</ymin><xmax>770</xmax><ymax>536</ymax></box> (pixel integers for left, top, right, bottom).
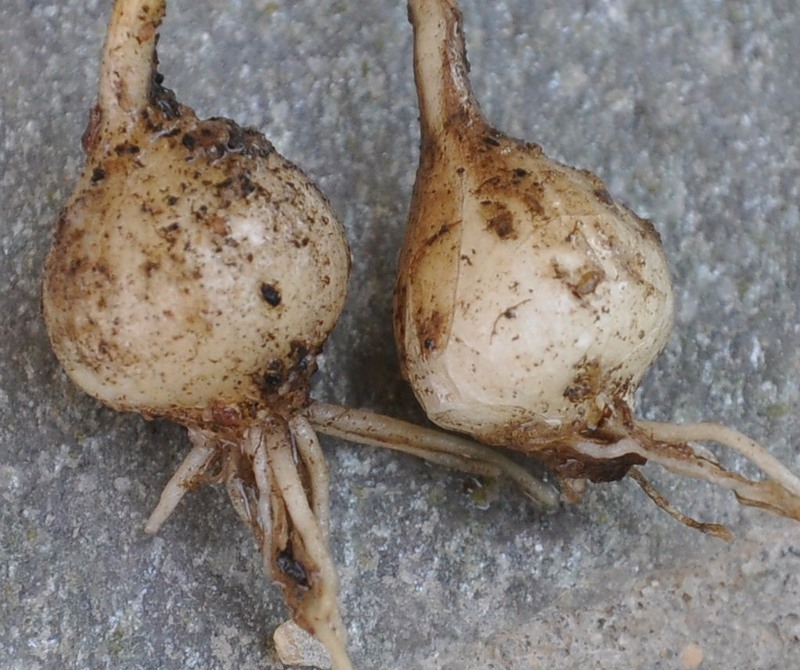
<box><xmin>43</xmin><ymin>0</ymin><xmax>800</xmax><ymax>666</ymax></box>
<box><xmin>41</xmin><ymin>1</ymin><xmax>556</xmax><ymax>667</ymax></box>
<box><xmin>396</xmin><ymin>0</ymin><xmax>800</xmax><ymax>537</ymax></box>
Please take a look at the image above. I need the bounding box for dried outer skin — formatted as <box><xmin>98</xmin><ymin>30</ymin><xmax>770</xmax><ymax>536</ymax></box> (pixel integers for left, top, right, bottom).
<box><xmin>42</xmin><ymin>81</ymin><xmax>350</xmax><ymax>426</ymax></box>
<box><xmin>395</xmin><ymin>0</ymin><xmax>674</xmax><ymax>452</ymax></box>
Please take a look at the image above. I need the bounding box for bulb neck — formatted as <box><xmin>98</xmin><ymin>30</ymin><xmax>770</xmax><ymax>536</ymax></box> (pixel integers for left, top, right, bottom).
<box><xmin>98</xmin><ymin>0</ymin><xmax>166</xmax><ymax>122</ymax></box>
<box><xmin>409</xmin><ymin>0</ymin><xmax>483</xmax><ymax>143</ymax></box>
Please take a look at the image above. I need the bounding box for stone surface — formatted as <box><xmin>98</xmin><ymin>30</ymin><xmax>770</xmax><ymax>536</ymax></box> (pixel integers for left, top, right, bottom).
<box><xmin>1</xmin><ymin>1</ymin><xmax>799</xmax><ymax>669</ymax></box>
<box><xmin>273</xmin><ymin>621</ymin><xmax>331</xmax><ymax>668</ymax></box>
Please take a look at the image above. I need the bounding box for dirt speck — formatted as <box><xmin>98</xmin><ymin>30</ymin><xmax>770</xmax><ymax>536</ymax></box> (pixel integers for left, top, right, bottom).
<box><xmin>680</xmin><ymin>643</ymin><xmax>704</xmax><ymax>670</ymax></box>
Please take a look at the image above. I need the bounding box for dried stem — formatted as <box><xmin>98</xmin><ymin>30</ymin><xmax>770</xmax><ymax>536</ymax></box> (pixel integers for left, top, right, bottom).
<box><xmin>408</xmin><ymin>0</ymin><xmax>482</xmax><ymax>141</ymax></box>
<box><xmin>99</xmin><ymin>0</ymin><xmax>166</xmax><ymax>121</ymax></box>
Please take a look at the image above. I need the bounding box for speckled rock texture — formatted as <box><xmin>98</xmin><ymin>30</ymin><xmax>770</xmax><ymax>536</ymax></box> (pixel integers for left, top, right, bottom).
<box><xmin>2</xmin><ymin>1</ymin><xmax>799</xmax><ymax>669</ymax></box>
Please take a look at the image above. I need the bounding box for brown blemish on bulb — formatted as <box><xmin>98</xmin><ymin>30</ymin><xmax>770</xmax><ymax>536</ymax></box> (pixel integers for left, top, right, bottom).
<box><xmin>420</xmin><ymin>309</ymin><xmax>445</xmax><ymax>353</ymax></box>
<box><xmin>422</xmin><ymin>222</ymin><xmax>455</xmax><ymax>248</ymax></box>
<box><xmin>593</xmin><ymin>187</ymin><xmax>615</xmax><ymax>207</ymax></box>
<box><xmin>205</xmin><ymin>214</ymin><xmax>229</xmax><ymax>237</ymax></box>
<box><xmin>563</xmin><ymin>359</ymin><xmax>602</xmax><ymax>403</ymax></box>
<box><xmin>261</xmin><ymin>282</ymin><xmax>281</xmax><ymax>307</ymax></box>
<box><xmin>486</xmin><ymin>209</ymin><xmax>517</xmax><ymax>240</ymax></box>
<box><xmin>479</xmin><ymin>200</ymin><xmax>518</xmax><ymax>239</ymax></box>
<box><xmin>81</xmin><ymin>105</ymin><xmax>103</xmax><ymax>154</ymax></box>
<box><xmin>182</xmin><ymin>132</ymin><xmax>197</xmax><ymax>150</ymax></box>
<box><xmin>521</xmin><ymin>192</ymin><xmax>546</xmax><ymax>219</ymax></box>
<box><xmin>114</xmin><ymin>142</ymin><xmax>140</xmax><ymax>155</ymax></box>
<box><xmin>571</xmin><ymin>269</ymin><xmax>605</xmax><ymax>298</ymax></box>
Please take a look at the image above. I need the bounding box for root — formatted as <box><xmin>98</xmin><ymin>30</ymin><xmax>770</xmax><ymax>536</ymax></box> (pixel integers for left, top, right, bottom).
<box><xmin>289</xmin><ymin>415</ymin><xmax>332</xmax><ymax>539</ymax></box>
<box><xmin>567</xmin><ymin>421</ymin><xmax>800</xmax><ymax>532</ymax></box>
<box><xmin>307</xmin><ymin>401</ymin><xmax>558</xmax><ymax>508</ymax></box>
<box><xmin>637</xmin><ymin>421</ymin><xmax>800</xmax><ymax>499</ymax></box>
<box><xmin>251</xmin><ymin>429</ymin><xmax>274</xmax><ymax>554</ymax></box>
<box><xmin>224</xmin><ymin>452</ymin><xmax>255</xmax><ymax>528</ymax></box>
<box><xmin>629</xmin><ymin>467</ymin><xmax>732</xmax><ymax>541</ymax></box>
<box><xmin>144</xmin><ymin>429</ymin><xmax>217</xmax><ymax>534</ymax></box>
<box><xmin>264</xmin><ymin>422</ymin><xmax>352</xmax><ymax>670</ymax></box>
<box><xmin>151</xmin><ymin>418</ymin><xmax>351</xmax><ymax>667</ymax></box>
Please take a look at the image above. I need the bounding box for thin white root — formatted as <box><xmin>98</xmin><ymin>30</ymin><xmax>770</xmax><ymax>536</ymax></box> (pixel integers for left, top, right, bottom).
<box><xmin>144</xmin><ymin>432</ymin><xmax>217</xmax><ymax>534</ymax></box>
<box><xmin>251</xmin><ymin>430</ymin><xmax>274</xmax><ymax>556</ymax></box>
<box><xmin>267</xmin><ymin>427</ymin><xmax>352</xmax><ymax>670</ymax></box>
<box><xmin>638</xmin><ymin>421</ymin><xmax>800</xmax><ymax>498</ymax></box>
<box><xmin>224</xmin><ymin>471</ymin><xmax>253</xmax><ymax>527</ymax></box>
<box><xmin>290</xmin><ymin>415</ymin><xmax>332</xmax><ymax>540</ymax></box>
<box><xmin>307</xmin><ymin>401</ymin><xmax>558</xmax><ymax>508</ymax></box>
<box><xmin>571</xmin><ymin>427</ymin><xmax>800</xmax><ymax>523</ymax></box>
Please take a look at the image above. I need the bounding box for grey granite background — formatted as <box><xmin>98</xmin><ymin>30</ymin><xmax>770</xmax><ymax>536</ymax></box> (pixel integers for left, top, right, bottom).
<box><xmin>2</xmin><ymin>1</ymin><xmax>799</xmax><ymax>669</ymax></box>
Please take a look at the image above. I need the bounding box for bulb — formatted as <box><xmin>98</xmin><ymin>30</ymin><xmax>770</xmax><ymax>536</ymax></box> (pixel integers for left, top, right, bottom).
<box><xmin>395</xmin><ymin>0</ymin><xmax>800</xmax><ymax>534</ymax></box>
<box><xmin>396</xmin><ymin>0</ymin><xmax>673</xmax><ymax>453</ymax></box>
<box><xmin>42</xmin><ymin>20</ymin><xmax>349</xmax><ymax>428</ymax></box>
